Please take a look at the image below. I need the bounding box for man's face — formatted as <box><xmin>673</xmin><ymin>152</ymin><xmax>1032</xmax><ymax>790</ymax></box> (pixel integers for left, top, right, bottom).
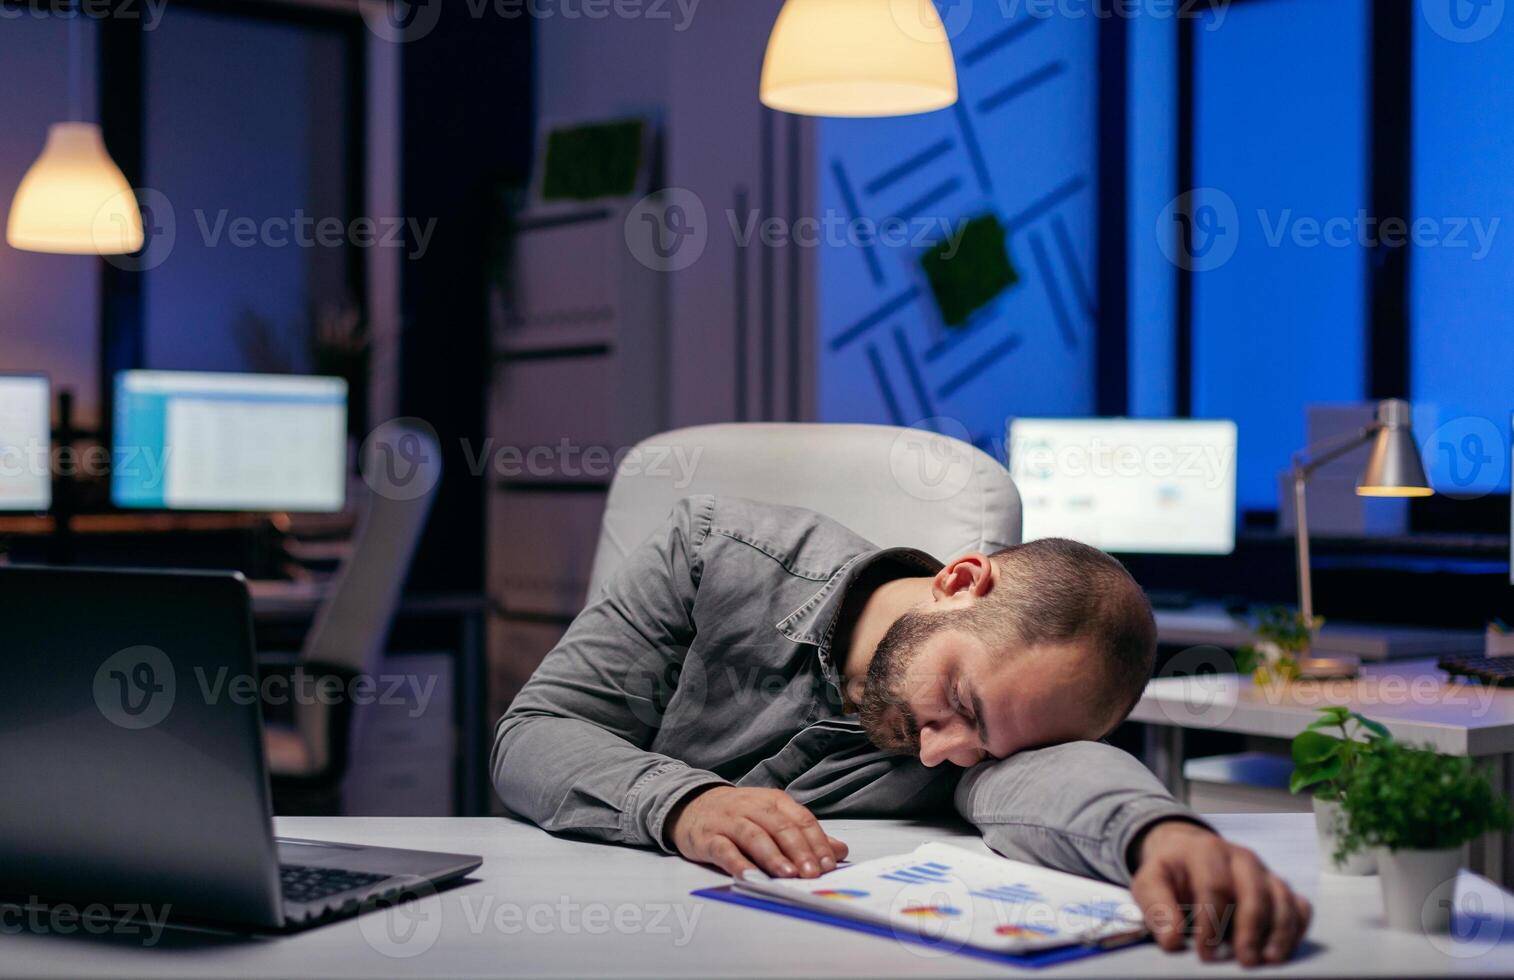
<box><xmin>857</xmin><ymin>611</ymin><xmax>1117</xmax><ymax>768</ymax></box>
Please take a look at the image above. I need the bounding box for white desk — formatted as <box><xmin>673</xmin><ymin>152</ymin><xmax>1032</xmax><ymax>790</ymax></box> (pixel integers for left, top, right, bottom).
<box><xmin>1132</xmin><ymin>658</ymin><xmax>1514</xmax><ymax>884</ymax></box>
<box><xmin>6</xmin><ymin>814</ymin><xmax>1514</xmax><ymax>978</ymax></box>
<box><xmin>1135</xmin><ymin>659</ymin><xmax>1514</xmax><ymax>757</ymax></box>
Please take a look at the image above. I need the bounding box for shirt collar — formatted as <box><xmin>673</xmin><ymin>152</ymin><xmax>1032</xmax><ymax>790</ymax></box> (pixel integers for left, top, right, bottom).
<box><xmin>775</xmin><ymin>546</ymin><xmax>943</xmax><ymax>693</ymax></box>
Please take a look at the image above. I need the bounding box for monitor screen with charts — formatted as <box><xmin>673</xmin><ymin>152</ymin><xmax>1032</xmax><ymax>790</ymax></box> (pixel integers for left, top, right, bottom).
<box><xmin>0</xmin><ymin>374</ymin><xmax>51</xmax><ymax>512</ymax></box>
<box><xmin>112</xmin><ymin>370</ymin><xmax>347</xmax><ymax>512</ymax></box>
<box><xmin>1008</xmin><ymin>417</ymin><xmax>1238</xmax><ymax>555</ymax></box>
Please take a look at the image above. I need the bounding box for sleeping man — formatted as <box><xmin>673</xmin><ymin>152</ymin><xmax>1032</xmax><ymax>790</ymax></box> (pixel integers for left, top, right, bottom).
<box><xmin>492</xmin><ymin>496</ymin><xmax>1311</xmax><ymax>966</ymax></box>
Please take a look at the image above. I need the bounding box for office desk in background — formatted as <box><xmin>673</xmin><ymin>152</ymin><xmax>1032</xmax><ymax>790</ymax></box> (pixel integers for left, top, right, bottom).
<box><xmin>1133</xmin><ymin>657</ymin><xmax>1514</xmax><ymax>885</ymax></box>
<box><xmin>1155</xmin><ymin>605</ymin><xmax>1485</xmax><ymax>661</ymax></box>
<box><xmin>5</xmin><ymin>814</ymin><xmax>1513</xmax><ymax>978</ymax></box>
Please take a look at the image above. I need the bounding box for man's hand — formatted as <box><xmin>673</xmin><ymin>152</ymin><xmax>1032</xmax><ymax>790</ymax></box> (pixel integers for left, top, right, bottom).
<box><xmin>666</xmin><ymin>786</ymin><xmax>848</xmax><ymax>879</ymax></box>
<box><xmin>1131</xmin><ymin>820</ymin><xmax>1312</xmax><ymax>967</ymax></box>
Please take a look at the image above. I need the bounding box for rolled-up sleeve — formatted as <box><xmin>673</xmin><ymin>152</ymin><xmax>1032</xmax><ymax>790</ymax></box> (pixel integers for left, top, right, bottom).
<box><xmin>955</xmin><ymin>741</ymin><xmax>1210</xmax><ymax>884</ymax></box>
<box><xmin>491</xmin><ymin>495</ymin><xmax>730</xmax><ymax>850</ymax></box>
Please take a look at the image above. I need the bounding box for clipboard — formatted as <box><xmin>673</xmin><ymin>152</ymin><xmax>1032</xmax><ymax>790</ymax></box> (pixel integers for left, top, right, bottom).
<box><xmin>692</xmin><ymin>885</ymin><xmax>1148</xmax><ymax>970</ymax></box>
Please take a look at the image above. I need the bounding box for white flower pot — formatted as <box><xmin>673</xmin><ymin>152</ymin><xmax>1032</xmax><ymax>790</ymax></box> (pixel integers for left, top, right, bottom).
<box><xmin>1312</xmin><ymin>797</ymin><xmax>1376</xmax><ymax>875</ymax></box>
<box><xmin>1378</xmin><ymin>847</ymin><xmax>1463</xmax><ymax>933</ymax></box>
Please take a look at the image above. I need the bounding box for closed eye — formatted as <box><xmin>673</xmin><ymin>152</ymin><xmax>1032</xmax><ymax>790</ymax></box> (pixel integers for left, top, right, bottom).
<box><xmin>947</xmin><ymin>676</ymin><xmax>967</xmax><ymax>714</ymax></box>
<box><xmin>952</xmin><ymin>676</ymin><xmax>995</xmax><ymax>758</ymax></box>
<box><xmin>967</xmin><ymin>688</ymin><xmax>995</xmax><ymax>757</ymax></box>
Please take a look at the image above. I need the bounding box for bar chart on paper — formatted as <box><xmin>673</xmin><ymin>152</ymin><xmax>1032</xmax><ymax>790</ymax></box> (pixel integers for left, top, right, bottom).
<box><xmin>728</xmin><ymin>842</ymin><xmax>1144</xmax><ymax>954</ymax></box>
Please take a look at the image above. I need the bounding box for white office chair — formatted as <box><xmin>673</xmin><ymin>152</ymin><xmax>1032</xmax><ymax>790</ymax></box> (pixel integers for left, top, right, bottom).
<box><xmin>588</xmin><ymin>422</ymin><xmax>1020</xmax><ymax>594</ymax></box>
<box><xmin>265</xmin><ymin>422</ymin><xmax>443</xmax><ymax>803</ymax></box>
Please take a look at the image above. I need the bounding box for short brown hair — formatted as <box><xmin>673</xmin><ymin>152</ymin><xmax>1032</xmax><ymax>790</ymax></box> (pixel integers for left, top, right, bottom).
<box><xmin>958</xmin><ymin>538</ymin><xmax>1157</xmax><ymax>729</ymax></box>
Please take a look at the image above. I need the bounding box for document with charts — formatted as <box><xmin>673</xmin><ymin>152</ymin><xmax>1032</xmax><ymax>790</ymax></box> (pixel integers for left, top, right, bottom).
<box><xmin>733</xmin><ymin>842</ymin><xmax>1146</xmax><ymax>954</ymax></box>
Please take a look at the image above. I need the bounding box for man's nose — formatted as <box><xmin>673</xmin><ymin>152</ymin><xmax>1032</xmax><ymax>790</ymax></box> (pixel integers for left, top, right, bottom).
<box><xmin>918</xmin><ymin>722</ymin><xmax>982</xmax><ymax>768</ymax></box>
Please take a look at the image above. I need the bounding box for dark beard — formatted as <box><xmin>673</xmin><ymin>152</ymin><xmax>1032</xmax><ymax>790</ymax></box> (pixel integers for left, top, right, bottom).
<box><xmin>856</xmin><ymin>608</ymin><xmax>951</xmax><ymax>755</ymax></box>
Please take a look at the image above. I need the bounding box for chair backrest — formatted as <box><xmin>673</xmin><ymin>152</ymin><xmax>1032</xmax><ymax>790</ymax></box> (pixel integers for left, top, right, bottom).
<box><xmin>294</xmin><ymin>422</ymin><xmax>442</xmax><ymax>770</ymax></box>
<box><xmin>589</xmin><ymin>423</ymin><xmax>1021</xmax><ymax>595</ymax></box>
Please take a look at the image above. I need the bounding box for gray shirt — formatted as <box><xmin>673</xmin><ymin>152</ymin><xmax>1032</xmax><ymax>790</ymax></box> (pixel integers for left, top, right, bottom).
<box><xmin>492</xmin><ymin>495</ymin><xmax>1200</xmax><ymax>884</ymax></box>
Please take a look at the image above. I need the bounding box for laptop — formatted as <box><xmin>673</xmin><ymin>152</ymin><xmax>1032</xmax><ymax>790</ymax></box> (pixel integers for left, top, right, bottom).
<box><xmin>0</xmin><ymin>565</ymin><xmax>482</xmax><ymax>932</ymax></box>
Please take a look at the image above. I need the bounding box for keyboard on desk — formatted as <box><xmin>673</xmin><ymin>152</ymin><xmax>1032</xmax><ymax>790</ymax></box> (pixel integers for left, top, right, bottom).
<box><xmin>279</xmin><ymin>863</ymin><xmax>390</xmax><ymax>905</ymax></box>
<box><xmin>1439</xmin><ymin>655</ymin><xmax>1514</xmax><ymax>687</ymax></box>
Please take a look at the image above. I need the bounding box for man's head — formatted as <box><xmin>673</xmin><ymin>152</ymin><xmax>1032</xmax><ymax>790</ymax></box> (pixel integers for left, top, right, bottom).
<box><xmin>857</xmin><ymin>538</ymin><xmax>1156</xmax><ymax>768</ymax></box>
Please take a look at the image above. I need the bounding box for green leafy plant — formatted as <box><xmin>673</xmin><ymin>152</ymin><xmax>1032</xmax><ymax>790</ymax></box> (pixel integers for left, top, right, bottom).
<box><xmin>1335</xmin><ymin>739</ymin><xmax>1512</xmax><ymax>860</ymax></box>
<box><xmin>1289</xmin><ymin>706</ymin><xmax>1390</xmax><ymax>801</ymax></box>
<box><xmin>1236</xmin><ymin>607</ymin><xmax>1321</xmax><ymax>684</ymax></box>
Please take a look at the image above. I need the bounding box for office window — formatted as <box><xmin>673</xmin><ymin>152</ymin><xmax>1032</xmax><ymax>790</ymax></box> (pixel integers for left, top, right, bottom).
<box><xmin>1191</xmin><ymin>0</ymin><xmax>1368</xmax><ymax>512</ymax></box>
<box><xmin>817</xmin><ymin>7</ymin><xmax>1098</xmax><ymax>452</ymax></box>
<box><xmin>1410</xmin><ymin>11</ymin><xmax>1514</xmax><ymax>496</ymax></box>
<box><xmin>141</xmin><ymin>7</ymin><xmax>357</xmax><ymax>375</ymax></box>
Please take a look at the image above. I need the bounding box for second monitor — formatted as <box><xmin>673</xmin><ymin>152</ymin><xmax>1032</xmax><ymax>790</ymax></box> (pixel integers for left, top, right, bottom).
<box><xmin>1008</xmin><ymin>417</ymin><xmax>1238</xmax><ymax>555</ymax></box>
<box><xmin>112</xmin><ymin>370</ymin><xmax>348</xmax><ymax>513</ymax></box>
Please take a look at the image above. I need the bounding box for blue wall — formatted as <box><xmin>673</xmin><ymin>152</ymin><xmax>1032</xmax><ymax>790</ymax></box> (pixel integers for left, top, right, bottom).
<box><xmin>816</xmin><ymin>7</ymin><xmax>1097</xmax><ymax>454</ymax></box>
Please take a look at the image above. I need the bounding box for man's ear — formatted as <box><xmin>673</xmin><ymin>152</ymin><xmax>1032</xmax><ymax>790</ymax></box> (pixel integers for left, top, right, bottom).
<box><xmin>931</xmin><ymin>553</ymin><xmax>996</xmax><ymax>602</ymax></box>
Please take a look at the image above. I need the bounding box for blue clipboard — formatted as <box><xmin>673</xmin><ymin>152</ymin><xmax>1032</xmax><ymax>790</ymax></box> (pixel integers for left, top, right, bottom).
<box><xmin>691</xmin><ymin>885</ymin><xmax>1148</xmax><ymax>969</ymax></box>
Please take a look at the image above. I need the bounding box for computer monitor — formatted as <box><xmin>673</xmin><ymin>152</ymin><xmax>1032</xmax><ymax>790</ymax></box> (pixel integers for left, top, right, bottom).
<box><xmin>112</xmin><ymin>370</ymin><xmax>348</xmax><ymax>512</ymax></box>
<box><xmin>1007</xmin><ymin>417</ymin><xmax>1239</xmax><ymax>555</ymax></box>
<box><xmin>0</xmin><ymin>373</ymin><xmax>51</xmax><ymax>512</ymax></box>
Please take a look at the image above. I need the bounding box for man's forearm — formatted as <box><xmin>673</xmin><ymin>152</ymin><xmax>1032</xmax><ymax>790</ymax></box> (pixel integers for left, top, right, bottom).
<box><xmin>954</xmin><ymin>740</ymin><xmax>1208</xmax><ymax>884</ymax></box>
<box><xmin>491</xmin><ymin>710</ymin><xmax>729</xmax><ymax>848</ymax></box>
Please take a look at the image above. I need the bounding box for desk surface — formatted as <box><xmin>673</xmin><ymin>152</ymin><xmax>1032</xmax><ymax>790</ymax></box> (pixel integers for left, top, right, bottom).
<box><xmin>6</xmin><ymin>813</ymin><xmax>1514</xmax><ymax>978</ymax></box>
<box><xmin>1132</xmin><ymin>658</ymin><xmax>1514</xmax><ymax>755</ymax></box>
<box><xmin>1155</xmin><ymin>605</ymin><xmax>1484</xmax><ymax>660</ymax></box>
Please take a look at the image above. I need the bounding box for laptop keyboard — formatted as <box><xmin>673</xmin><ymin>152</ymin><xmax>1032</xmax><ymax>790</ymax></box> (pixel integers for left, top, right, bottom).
<box><xmin>280</xmin><ymin>864</ymin><xmax>390</xmax><ymax>905</ymax></box>
<box><xmin>1440</xmin><ymin>655</ymin><xmax>1514</xmax><ymax>686</ymax></box>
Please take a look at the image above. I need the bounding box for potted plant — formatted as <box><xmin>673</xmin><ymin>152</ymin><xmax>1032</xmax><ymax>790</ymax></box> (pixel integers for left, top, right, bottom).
<box><xmin>1289</xmin><ymin>706</ymin><xmax>1390</xmax><ymax>875</ymax></box>
<box><xmin>1336</xmin><ymin>740</ymin><xmax>1512</xmax><ymax>932</ymax></box>
<box><xmin>1237</xmin><ymin>607</ymin><xmax>1321</xmax><ymax>686</ymax></box>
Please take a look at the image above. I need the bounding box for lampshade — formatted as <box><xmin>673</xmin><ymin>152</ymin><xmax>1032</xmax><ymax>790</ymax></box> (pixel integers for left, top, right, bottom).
<box><xmin>760</xmin><ymin>0</ymin><xmax>958</xmax><ymax>117</ymax></box>
<box><xmin>1356</xmin><ymin>398</ymin><xmax>1434</xmax><ymax>497</ymax></box>
<box><xmin>7</xmin><ymin>122</ymin><xmax>143</xmax><ymax>255</ymax></box>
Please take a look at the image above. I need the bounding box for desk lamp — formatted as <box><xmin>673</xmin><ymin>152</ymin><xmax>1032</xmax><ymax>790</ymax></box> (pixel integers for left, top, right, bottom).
<box><xmin>1290</xmin><ymin>398</ymin><xmax>1433</xmax><ymax>672</ymax></box>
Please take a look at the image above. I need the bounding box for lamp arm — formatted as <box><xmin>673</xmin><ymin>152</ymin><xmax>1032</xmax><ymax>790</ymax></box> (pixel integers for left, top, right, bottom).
<box><xmin>1289</xmin><ymin>424</ymin><xmax>1380</xmax><ymax>626</ymax></box>
<box><xmin>1290</xmin><ymin>425</ymin><xmax>1381</xmax><ymax>479</ymax></box>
